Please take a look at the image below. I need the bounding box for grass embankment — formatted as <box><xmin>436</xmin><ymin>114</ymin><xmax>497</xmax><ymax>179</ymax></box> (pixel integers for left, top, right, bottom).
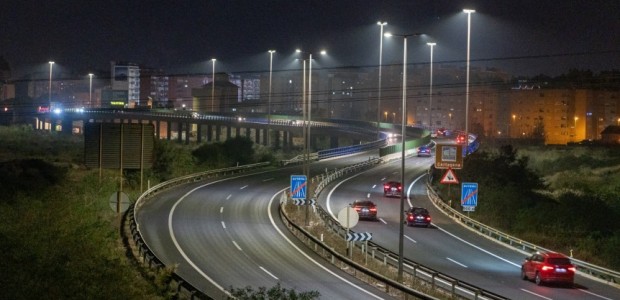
<box><xmin>431</xmin><ymin>144</ymin><xmax>620</xmax><ymax>270</ymax></box>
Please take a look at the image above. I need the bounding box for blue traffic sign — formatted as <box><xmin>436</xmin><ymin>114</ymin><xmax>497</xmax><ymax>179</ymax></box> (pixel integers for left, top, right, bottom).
<box><xmin>290</xmin><ymin>175</ymin><xmax>307</xmax><ymax>199</ymax></box>
<box><xmin>461</xmin><ymin>182</ymin><xmax>478</xmax><ymax>206</ymax></box>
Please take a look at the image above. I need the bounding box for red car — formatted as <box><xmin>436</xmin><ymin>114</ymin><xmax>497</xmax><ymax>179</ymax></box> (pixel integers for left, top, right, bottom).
<box><xmin>521</xmin><ymin>251</ymin><xmax>575</xmax><ymax>287</ymax></box>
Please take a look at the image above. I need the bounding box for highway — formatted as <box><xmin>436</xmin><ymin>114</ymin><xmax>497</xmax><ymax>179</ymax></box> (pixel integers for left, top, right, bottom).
<box><xmin>136</xmin><ymin>152</ymin><xmax>396</xmax><ymax>299</ymax></box>
<box><xmin>321</xmin><ymin>154</ymin><xmax>619</xmax><ymax>300</ymax></box>
<box><xmin>136</xmin><ymin>147</ymin><xmax>619</xmax><ymax>299</ymax></box>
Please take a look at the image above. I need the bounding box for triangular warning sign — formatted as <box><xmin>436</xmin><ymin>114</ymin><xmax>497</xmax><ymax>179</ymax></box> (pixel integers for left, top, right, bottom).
<box><xmin>440</xmin><ymin>167</ymin><xmax>459</xmax><ymax>184</ymax></box>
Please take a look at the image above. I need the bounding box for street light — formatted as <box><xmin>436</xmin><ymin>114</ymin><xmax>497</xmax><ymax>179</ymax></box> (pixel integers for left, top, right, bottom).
<box><xmin>384</xmin><ymin>111</ymin><xmax>388</xmax><ymax>121</ymax></box>
<box><xmin>296</xmin><ymin>49</ymin><xmax>326</xmax><ymax>226</ymax></box>
<box><xmin>268</xmin><ymin>50</ymin><xmax>276</xmax><ymax>146</ymax></box>
<box><xmin>384</xmin><ymin>31</ymin><xmax>422</xmax><ymax>282</ymax></box>
<box><xmin>427</xmin><ymin>42</ymin><xmax>436</xmax><ymax>131</ymax></box>
<box><xmin>88</xmin><ymin>73</ymin><xmax>94</xmax><ymax>107</ymax></box>
<box><xmin>377</xmin><ymin>21</ymin><xmax>388</xmax><ymax>139</ymax></box>
<box><xmin>211</xmin><ymin>58</ymin><xmax>216</xmax><ymax>112</ymax></box>
<box><xmin>48</xmin><ymin>61</ymin><xmax>54</xmax><ymax>111</ymax></box>
<box><xmin>463</xmin><ymin>8</ymin><xmax>476</xmax><ymax>155</ymax></box>
<box><xmin>392</xmin><ymin>112</ymin><xmax>396</xmax><ymax>124</ymax></box>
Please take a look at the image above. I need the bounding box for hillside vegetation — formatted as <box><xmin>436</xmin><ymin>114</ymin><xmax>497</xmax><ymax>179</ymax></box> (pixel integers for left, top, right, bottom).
<box><xmin>431</xmin><ymin>144</ymin><xmax>620</xmax><ymax>270</ymax></box>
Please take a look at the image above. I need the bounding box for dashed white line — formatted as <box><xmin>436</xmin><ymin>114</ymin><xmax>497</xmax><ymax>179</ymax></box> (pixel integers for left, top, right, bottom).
<box><xmin>378</xmin><ymin>218</ymin><xmax>387</xmax><ymax>224</ymax></box>
<box><xmin>262</xmin><ymin>178</ymin><xmax>274</xmax><ymax>182</ymax></box>
<box><xmin>226</xmin><ymin>194</ymin><xmax>232</xmax><ymax>200</ymax></box>
<box><xmin>579</xmin><ymin>289</ymin><xmax>613</xmax><ymax>300</ymax></box>
<box><xmin>372</xmin><ymin>184</ymin><xmax>377</xmax><ymax>189</ymax></box>
<box><xmin>520</xmin><ymin>288</ymin><xmax>553</xmax><ymax>300</ymax></box>
<box><xmin>404</xmin><ymin>235</ymin><xmax>417</xmax><ymax>243</ymax></box>
<box><xmin>240</xmin><ymin>185</ymin><xmax>248</xmax><ymax>190</ymax></box>
<box><xmin>380</xmin><ymin>177</ymin><xmax>386</xmax><ymax>181</ymax></box>
<box><xmin>220</xmin><ymin>207</ymin><xmax>224</xmax><ymax>213</ymax></box>
<box><xmin>232</xmin><ymin>241</ymin><xmax>242</xmax><ymax>251</ymax></box>
<box><xmin>367</xmin><ymin>193</ymin><xmax>371</xmax><ymax>198</ymax></box>
<box><xmin>259</xmin><ymin>266</ymin><xmax>279</xmax><ymax>280</ymax></box>
<box><xmin>446</xmin><ymin>257</ymin><xmax>468</xmax><ymax>268</ymax></box>
<box><xmin>221</xmin><ymin>221</ymin><xmax>226</xmax><ymax>229</ymax></box>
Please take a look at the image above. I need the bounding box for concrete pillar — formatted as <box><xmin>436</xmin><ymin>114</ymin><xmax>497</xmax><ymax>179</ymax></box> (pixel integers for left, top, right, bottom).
<box><xmin>166</xmin><ymin>121</ymin><xmax>172</xmax><ymax>140</ymax></box>
<box><xmin>184</xmin><ymin>122</ymin><xmax>190</xmax><ymax>144</ymax></box>
<box><xmin>216</xmin><ymin>125</ymin><xmax>221</xmax><ymax>142</ymax></box>
<box><xmin>235</xmin><ymin>126</ymin><xmax>241</xmax><ymax>138</ymax></box>
<box><xmin>177</xmin><ymin>122</ymin><xmax>183</xmax><ymax>143</ymax></box>
<box><xmin>196</xmin><ymin>123</ymin><xmax>202</xmax><ymax>143</ymax></box>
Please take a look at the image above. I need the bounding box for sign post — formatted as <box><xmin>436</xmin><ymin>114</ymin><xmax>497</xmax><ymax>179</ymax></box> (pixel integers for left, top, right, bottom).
<box><xmin>440</xmin><ymin>167</ymin><xmax>459</xmax><ymax>206</ymax></box>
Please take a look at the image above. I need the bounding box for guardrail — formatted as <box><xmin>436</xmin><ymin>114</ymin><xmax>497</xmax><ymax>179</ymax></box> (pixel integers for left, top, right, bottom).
<box><xmin>283</xmin><ymin>158</ymin><xmax>508</xmax><ymax>300</ymax></box>
<box><xmin>128</xmin><ymin>162</ymin><xmax>271</xmax><ymax>299</ymax></box>
<box><xmin>426</xmin><ymin>181</ymin><xmax>620</xmax><ymax>286</ymax></box>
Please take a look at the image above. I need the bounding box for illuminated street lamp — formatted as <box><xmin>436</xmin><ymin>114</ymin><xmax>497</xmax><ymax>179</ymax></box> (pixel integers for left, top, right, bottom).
<box><xmin>384</xmin><ymin>31</ymin><xmax>422</xmax><ymax>282</ymax></box>
<box><xmin>296</xmin><ymin>48</ymin><xmax>326</xmax><ymax>226</ymax></box>
<box><xmin>88</xmin><ymin>73</ymin><xmax>94</xmax><ymax>107</ymax></box>
<box><xmin>211</xmin><ymin>58</ymin><xmax>216</xmax><ymax>112</ymax></box>
<box><xmin>463</xmin><ymin>8</ymin><xmax>475</xmax><ymax>154</ymax></box>
<box><xmin>392</xmin><ymin>112</ymin><xmax>396</xmax><ymax>124</ymax></box>
<box><xmin>268</xmin><ymin>50</ymin><xmax>276</xmax><ymax>146</ymax></box>
<box><xmin>427</xmin><ymin>42</ymin><xmax>436</xmax><ymax>130</ymax></box>
<box><xmin>48</xmin><ymin>61</ymin><xmax>54</xmax><ymax>110</ymax></box>
<box><xmin>384</xmin><ymin>111</ymin><xmax>388</xmax><ymax>121</ymax></box>
<box><xmin>377</xmin><ymin>21</ymin><xmax>388</xmax><ymax>139</ymax></box>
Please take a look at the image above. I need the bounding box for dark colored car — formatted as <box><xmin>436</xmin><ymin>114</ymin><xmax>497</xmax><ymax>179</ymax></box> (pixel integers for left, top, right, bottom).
<box><xmin>417</xmin><ymin>145</ymin><xmax>432</xmax><ymax>157</ymax></box>
<box><xmin>405</xmin><ymin>207</ymin><xmax>431</xmax><ymax>227</ymax></box>
<box><xmin>521</xmin><ymin>251</ymin><xmax>575</xmax><ymax>286</ymax></box>
<box><xmin>352</xmin><ymin>200</ymin><xmax>377</xmax><ymax>220</ymax></box>
<box><xmin>383</xmin><ymin>181</ymin><xmax>402</xmax><ymax>197</ymax></box>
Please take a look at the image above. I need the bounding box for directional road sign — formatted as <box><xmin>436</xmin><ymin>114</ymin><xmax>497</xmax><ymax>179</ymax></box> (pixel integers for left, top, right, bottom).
<box><xmin>346</xmin><ymin>232</ymin><xmax>372</xmax><ymax>242</ymax></box>
<box><xmin>292</xmin><ymin>198</ymin><xmax>316</xmax><ymax>206</ymax></box>
<box><xmin>290</xmin><ymin>175</ymin><xmax>307</xmax><ymax>200</ymax></box>
<box><xmin>461</xmin><ymin>182</ymin><xmax>478</xmax><ymax>206</ymax></box>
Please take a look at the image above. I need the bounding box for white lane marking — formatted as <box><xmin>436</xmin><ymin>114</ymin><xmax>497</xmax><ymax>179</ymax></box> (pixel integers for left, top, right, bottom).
<box><xmin>232</xmin><ymin>241</ymin><xmax>242</xmax><ymax>251</ymax></box>
<box><xmin>226</xmin><ymin>194</ymin><xmax>232</xmax><ymax>200</ymax></box>
<box><xmin>579</xmin><ymin>289</ymin><xmax>613</xmax><ymax>300</ymax></box>
<box><xmin>221</xmin><ymin>221</ymin><xmax>226</xmax><ymax>229</ymax></box>
<box><xmin>326</xmin><ymin>172</ymin><xmax>366</xmax><ymax>217</ymax></box>
<box><xmin>260</xmin><ymin>266</ymin><xmax>279</xmax><ymax>280</ymax></box>
<box><xmin>378</xmin><ymin>218</ymin><xmax>387</xmax><ymax>224</ymax></box>
<box><xmin>220</xmin><ymin>207</ymin><xmax>224</xmax><ymax>214</ymax></box>
<box><xmin>269</xmin><ymin>188</ymin><xmax>384</xmax><ymax>300</ymax></box>
<box><xmin>446</xmin><ymin>257</ymin><xmax>468</xmax><ymax>268</ymax></box>
<box><xmin>520</xmin><ymin>288</ymin><xmax>553</xmax><ymax>300</ymax></box>
<box><xmin>380</xmin><ymin>177</ymin><xmax>386</xmax><ymax>181</ymax></box>
<box><xmin>405</xmin><ymin>235</ymin><xmax>417</xmax><ymax>243</ymax></box>
<box><xmin>240</xmin><ymin>185</ymin><xmax>248</xmax><ymax>190</ymax></box>
<box><xmin>367</xmin><ymin>193</ymin><xmax>371</xmax><ymax>198</ymax></box>
<box><xmin>372</xmin><ymin>184</ymin><xmax>377</xmax><ymax>189</ymax></box>
<box><xmin>263</xmin><ymin>178</ymin><xmax>274</xmax><ymax>182</ymax></box>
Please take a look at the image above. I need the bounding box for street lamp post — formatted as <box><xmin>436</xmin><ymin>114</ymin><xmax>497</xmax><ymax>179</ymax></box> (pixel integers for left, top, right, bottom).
<box><xmin>377</xmin><ymin>21</ymin><xmax>388</xmax><ymax>139</ymax></box>
<box><xmin>48</xmin><ymin>61</ymin><xmax>54</xmax><ymax>111</ymax></box>
<box><xmin>296</xmin><ymin>49</ymin><xmax>326</xmax><ymax>226</ymax></box>
<box><xmin>211</xmin><ymin>58</ymin><xmax>216</xmax><ymax>112</ymax></box>
<box><xmin>427</xmin><ymin>42</ymin><xmax>436</xmax><ymax>131</ymax></box>
<box><xmin>463</xmin><ymin>9</ymin><xmax>475</xmax><ymax>155</ymax></box>
<box><xmin>268</xmin><ymin>50</ymin><xmax>276</xmax><ymax>147</ymax></box>
<box><xmin>384</xmin><ymin>31</ymin><xmax>421</xmax><ymax>282</ymax></box>
<box><xmin>88</xmin><ymin>73</ymin><xmax>94</xmax><ymax>107</ymax></box>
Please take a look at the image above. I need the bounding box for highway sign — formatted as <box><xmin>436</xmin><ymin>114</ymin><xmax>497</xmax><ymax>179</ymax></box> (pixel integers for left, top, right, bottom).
<box><xmin>290</xmin><ymin>175</ymin><xmax>307</xmax><ymax>199</ymax></box>
<box><xmin>435</xmin><ymin>144</ymin><xmax>463</xmax><ymax>169</ymax></box>
<box><xmin>346</xmin><ymin>232</ymin><xmax>372</xmax><ymax>242</ymax></box>
<box><xmin>461</xmin><ymin>182</ymin><xmax>478</xmax><ymax>206</ymax></box>
<box><xmin>440</xmin><ymin>167</ymin><xmax>459</xmax><ymax>184</ymax></box>
<box><xmin>292</xmin><ymin>198</ymin><xmax>316</xmax><ymax>206</ymax></box>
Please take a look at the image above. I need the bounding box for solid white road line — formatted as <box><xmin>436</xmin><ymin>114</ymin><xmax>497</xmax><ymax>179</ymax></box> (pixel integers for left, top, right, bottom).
<box><xmin>446</xmin><ymin>257</ymin><xmax>468</xmax><ymax>268</ymax></box>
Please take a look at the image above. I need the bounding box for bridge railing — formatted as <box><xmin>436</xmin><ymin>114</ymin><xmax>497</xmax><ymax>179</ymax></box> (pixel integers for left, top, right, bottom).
<box><xmin>426</xmin><ymin>181</ymin><xmax>620</xmax><ymax>286</ymax></box>
<box><xmin>281</xmin><ymin>158</ymin><xmax>508</xmax><ymax>300</ymax></box>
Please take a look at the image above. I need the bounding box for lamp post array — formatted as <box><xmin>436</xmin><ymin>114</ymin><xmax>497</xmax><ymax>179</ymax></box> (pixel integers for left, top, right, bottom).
<box><xmin>88</xmin><ymin>73</ymin><xmax>94</xmax><ymax>107</ymax></box>
<box><xmin>268</xmin><ymin>50</ymin><xmax>276</xmax><ymax>146</ymax></box>
<box><xmin>463</xmin><ymin>9</ymin><xmax>475</xmax><ymax>154</ymax></box>
<box><xmin>211</xmin><ymin>58</ymin><xmax>216</xmax><ymax>112</ymax></box>
<box><xmin>377</xmin><ymin>21</ymin><xmax>388</xmax><ymax>139</ymax></box>
<box><xmin>427</xmin><ymin>42</ymin><xmax>436</xmax><ymax>131</ymax></box>
<box><xmin>384</xmin><ymin>31</ymin><xmax>421</xmax><ymax>282</ymax></box>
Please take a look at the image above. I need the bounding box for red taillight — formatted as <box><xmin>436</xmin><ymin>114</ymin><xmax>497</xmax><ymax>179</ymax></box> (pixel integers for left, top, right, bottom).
<box><xmin>398</xmin><ymin>186</ymin><xmax>402</xmax><ymax>190</ymax></box>
<box><xmin>370</xmin><ymin>207</ymin><xmax>377</xmax><ymax>212</ymax></box>
<box><xmin>384</xmin><ymin>185</ymin><xmax>389</xmax><ymax>189</ymax></box>
<box><xmin>354</xmin><ymin>207</ymin><xmax>361</xmax><ymax>211</ymax></box>
<box><xmin>426</xmin><ymin>217</ymin><xmax>431</xmax><ymax>221</ymax></box>
<box><xmin>541</xmin><ymin>265</ymin><xmax>554</xmax><ymax>271</ymax></box>
<box><xmin>568</xmin><ymin>267</ymin><xmax>576</xmax><ymax>272</ymax></box>
<box><xmin>408</xmin><ymin>215</ymin><xmax>413</xmax><ymax>220</ymax></box>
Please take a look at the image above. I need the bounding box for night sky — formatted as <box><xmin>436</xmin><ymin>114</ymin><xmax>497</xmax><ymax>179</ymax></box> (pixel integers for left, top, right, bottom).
<box><xmin>2</xmin><ymin>0</ymin><xmax>619</xmax><ymax>78</ymax></box>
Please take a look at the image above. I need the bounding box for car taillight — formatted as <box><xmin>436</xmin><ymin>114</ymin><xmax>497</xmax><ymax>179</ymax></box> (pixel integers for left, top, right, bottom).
<box><xmin>541</xmin><ymin>265</ymin><xmax>554</xmax><ymax>271</ymax></box>
<box><xmin>370</xmin><ymin>207</ymin><xmax>377</xmax><ymax>212</ymax></box>
<box><xmin>354</xmin><ymin>207</ymin><xmax>361</xmax><ymax>211</ymax></box>
<box><xmin>426</xmin><ymin>217</ymin><xmax>431</xmax><ymax>221</ymax></box>
<box><xmin>398</xmin><ymin>186</ymin><xmax>402</xmax><ymax>190</ymax></box>
<box><xmin>408</xmin><ymin>215</ymin><xmax>413</xmax><ymax>220</ymax></box>
<box><xmin>384</xmin><ymin>185</ymin><xmax>389</xmax><ymax>189</ymax></box>
<box><xmin>568</xmin><ymin>267</ymin><xmax>576</xmax><ymax>272</ymax></box>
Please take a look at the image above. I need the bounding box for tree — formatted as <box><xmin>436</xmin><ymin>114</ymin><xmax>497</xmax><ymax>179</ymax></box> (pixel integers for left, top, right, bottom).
<box><xmin>229</xmin><ymin>283</ymin><xmax>320</xmax><ymax>300</ymax></box>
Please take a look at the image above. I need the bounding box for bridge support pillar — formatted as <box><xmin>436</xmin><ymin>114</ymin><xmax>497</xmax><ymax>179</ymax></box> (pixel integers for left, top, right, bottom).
<box><xmin>196</xmin><ymin>123</ymin><xmax>202</xmax><ymax>143</ymax></box>
<box><xmin>184</xmin><ymin>122</ymin><xmax>190</xmax><ymax>144</ymax></box>
<box><xmin>166</xmin><ymin>121</ymin><xmax>172</xmax><ymax>140</ymax></box>
<box><xmin>215</xmin><ymin>125</ymin><xmax>221</xmax><ymax>142</ymax></box>
<box><xmin>177</xmin><ymin>122</ymin><xmax>183</xmax><ymax>143</ymax></box>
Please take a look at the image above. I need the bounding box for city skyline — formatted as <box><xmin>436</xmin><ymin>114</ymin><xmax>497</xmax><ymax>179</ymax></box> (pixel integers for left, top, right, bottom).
<box><xmin>1</xmin><ymin>0</ymin><xmax>619</xmax><ymax>79</ymax></box>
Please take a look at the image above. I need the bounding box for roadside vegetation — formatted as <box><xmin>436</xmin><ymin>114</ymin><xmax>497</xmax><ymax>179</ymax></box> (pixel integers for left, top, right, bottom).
<box><xmin>430</xmin><ymin>143</ymin><xmax>620</xmax><ymax>270</ymax></box>
<box><xmin>0</xmin><ymin>125</ymin><xmax>299</xmax><ymax>299</ymax></box>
